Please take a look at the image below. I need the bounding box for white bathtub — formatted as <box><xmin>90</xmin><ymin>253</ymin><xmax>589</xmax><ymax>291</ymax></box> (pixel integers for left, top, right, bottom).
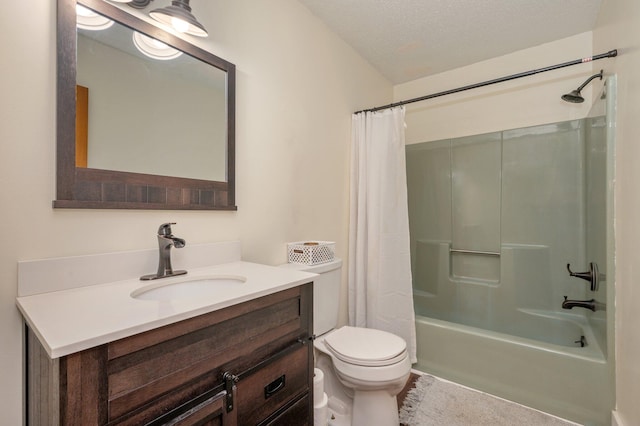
<box><xmin>414</xmin><ymin>314</ymin><xmax>613</xmax><ymax>425</ymax></box>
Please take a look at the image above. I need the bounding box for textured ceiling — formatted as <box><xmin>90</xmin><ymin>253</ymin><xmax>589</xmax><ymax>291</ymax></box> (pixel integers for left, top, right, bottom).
<box><xmin>298</xmin><ymin>0</ymin><xmax>603</xmax><ymax>84</ymax></box>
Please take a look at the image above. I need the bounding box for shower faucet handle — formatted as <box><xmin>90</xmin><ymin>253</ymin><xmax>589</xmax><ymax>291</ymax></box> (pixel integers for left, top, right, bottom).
<box><xmin>566</xmin><ymin>263</ymin><xmax>591</xmax><ymax>280</ymax></box>
<box><xmin>566</xmin><ymin>262</ymin><xmax>603</xmax><ymax>292</ymax></box>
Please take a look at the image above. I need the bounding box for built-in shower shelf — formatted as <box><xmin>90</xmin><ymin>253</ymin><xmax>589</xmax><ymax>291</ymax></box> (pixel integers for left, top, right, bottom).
<box><xmin>450</xmin><ymin>248</ymin><xmax>500</xmax><ymax>256</ymax></box>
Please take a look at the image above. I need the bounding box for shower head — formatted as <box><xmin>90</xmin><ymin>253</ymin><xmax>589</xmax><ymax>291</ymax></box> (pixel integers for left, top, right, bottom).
<box><xmin>561</xmin><ymin>89</ymin><xmax>585</xmax><ymax>103</ymax></box>
<box><xmin>561</xmin><ymin>70</ymin><xmax>604</xmax><ymax>103</ymax></box>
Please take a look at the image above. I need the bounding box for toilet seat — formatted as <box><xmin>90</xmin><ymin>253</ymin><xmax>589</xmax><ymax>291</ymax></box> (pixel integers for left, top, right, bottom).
<box><xmin>323</xmin><ymin>326</ymin><xmax>407</xmax><ymax>367</ymax></box>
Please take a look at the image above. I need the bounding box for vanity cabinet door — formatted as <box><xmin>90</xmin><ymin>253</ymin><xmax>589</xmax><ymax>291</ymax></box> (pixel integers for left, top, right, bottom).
<box><xmin>149</xmin><ymin>390</ymin><xmax>236</xmax><ymax>426</ymax></box>
<box><xmin>261</xmin><ymin>394</ymin><xmax>311</xmax><ymax>426</ymax></box>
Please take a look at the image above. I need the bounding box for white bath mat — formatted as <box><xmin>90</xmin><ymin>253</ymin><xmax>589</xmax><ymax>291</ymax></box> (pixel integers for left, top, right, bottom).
<box><xmin>399</xmin><ymin>374</ymin><xmax>579</xmax><ymax>426</ymax></box>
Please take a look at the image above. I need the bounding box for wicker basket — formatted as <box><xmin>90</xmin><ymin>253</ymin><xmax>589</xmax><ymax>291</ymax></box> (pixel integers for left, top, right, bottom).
<box><xmin>287</xmin><ymin>241</ymin><xmax>335</xmax><ymax>265</ymax></box>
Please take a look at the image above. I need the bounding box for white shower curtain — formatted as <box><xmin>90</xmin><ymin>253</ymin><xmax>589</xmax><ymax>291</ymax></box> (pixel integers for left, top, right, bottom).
<box><xmin>348</xmin><ymin>107</ymin><xmax>417</xmax><ymax>363</ymax></box>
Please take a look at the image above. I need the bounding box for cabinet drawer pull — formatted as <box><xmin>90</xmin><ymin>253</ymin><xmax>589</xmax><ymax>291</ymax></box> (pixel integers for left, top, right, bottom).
<box><xmin>264</xmin><ymin>375</ymin><xmax>286</xmax><ymax>399</ymax></box>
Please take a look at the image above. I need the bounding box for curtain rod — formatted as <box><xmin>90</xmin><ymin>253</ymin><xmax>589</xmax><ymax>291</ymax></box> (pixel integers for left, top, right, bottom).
<box><xmin>354</xmin><ymin>49</ymin><xmax>618</xmax><ymax>114</ymax></box>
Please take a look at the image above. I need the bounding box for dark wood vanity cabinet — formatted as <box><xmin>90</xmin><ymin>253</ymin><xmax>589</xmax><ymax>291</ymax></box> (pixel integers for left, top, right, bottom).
<box><xmin>26</xmin><ymin>284</ymin><xmax>313</xmax><ymax>426</ymax></box>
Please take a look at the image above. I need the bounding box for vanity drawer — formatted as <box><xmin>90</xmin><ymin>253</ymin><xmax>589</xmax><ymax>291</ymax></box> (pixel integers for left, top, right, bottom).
<box><xmin>236</xmin><ymin>344</ymin><xmax>310</xmax><ymax>425</ymax></box>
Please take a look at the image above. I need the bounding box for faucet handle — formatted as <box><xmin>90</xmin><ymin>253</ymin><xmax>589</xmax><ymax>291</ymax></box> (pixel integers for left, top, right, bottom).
<box><xmin>567</xmin><ymin>262</ymin><xmax>600</xmax><ymax>292</ymax></box>
<box><xmin>158</xmin><ymin>222</ymin><xmax>176</xmax><ymax>236</ymax></box>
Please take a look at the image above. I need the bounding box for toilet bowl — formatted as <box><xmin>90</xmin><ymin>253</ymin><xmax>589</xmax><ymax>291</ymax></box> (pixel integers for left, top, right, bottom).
<box><xmin>279</xmin><ymin>258</ymin><xmax>411</xmax><ymax>425</ymax></box>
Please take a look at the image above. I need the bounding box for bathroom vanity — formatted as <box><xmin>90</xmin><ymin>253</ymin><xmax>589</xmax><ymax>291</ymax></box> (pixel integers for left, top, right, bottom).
<box><xmin>17</xmin><ymin>242</ymin><xmax>316</xmax><ymax>425</ymax></box>
<box><xmin>26</xmin><ymin>284</ymin><xmax>312</xmax><ymax>425</ymax></box>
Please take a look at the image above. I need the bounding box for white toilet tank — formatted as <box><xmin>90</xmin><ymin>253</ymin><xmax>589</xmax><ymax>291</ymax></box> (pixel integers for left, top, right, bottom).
<box><xmin>280</xmin><ymin>258</ymin><xmax>342</xmax><ymax>336</ymax></box>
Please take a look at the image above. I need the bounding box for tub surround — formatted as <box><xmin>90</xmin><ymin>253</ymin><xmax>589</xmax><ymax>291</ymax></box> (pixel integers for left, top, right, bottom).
<box><xmin>406</xmin><ymin>109</ymin><xmax>614</xmax><ymax>424</ymax></box>
<box><xmin>16</xmin><ymin>241</ymin><xmax>316</xmax><ymax>358</ymax></box>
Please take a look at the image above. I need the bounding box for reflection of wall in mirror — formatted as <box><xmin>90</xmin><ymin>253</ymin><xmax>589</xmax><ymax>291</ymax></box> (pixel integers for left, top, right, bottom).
<box><xmin>76</xmin><ymin>33</ymin><xmax>227</xmax><ymax>182</ymax></box>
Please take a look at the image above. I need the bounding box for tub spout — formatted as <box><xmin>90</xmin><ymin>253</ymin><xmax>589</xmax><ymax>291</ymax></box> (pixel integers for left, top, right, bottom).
<box><xmin>562</xmin><ymin>296</ymin><xmax>605</xmax><ymax>312</ymax></box>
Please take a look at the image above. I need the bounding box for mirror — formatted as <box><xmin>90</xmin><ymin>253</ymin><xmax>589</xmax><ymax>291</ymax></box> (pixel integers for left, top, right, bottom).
<box><xmin>77</xmin><ymin>21</ymin><xmax>227</xmax><ymax>182</ymax></box>
<box><xmin>55</xmin><ymin>0</ymin><xmax>236</xmax><ymax>210</ymax></box>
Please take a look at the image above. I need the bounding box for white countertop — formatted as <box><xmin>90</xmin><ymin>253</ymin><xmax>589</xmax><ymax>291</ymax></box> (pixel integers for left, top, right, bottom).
<box><xmin>17</xmin><ymin>261</ymin><xmax>316</xmax><ymax>359</ymax></box>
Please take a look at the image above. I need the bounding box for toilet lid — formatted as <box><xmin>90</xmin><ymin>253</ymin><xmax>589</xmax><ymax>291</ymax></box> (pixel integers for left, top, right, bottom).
<box><xmin>323</xmin><ymin>326</ymin><xmax>407</xmax><ymax>367</ymax></box>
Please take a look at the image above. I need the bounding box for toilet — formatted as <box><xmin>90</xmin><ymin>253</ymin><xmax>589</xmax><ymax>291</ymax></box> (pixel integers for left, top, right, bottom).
<box><xmin>281</xmin><ymin>259</ymin><xmax>411</xmax><ymax>426</ymax></box>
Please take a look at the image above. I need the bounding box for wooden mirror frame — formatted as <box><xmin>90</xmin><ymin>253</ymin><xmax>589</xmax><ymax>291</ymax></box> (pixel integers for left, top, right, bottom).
<box><xmin>54</xmin><ymin>0</ymin><xmax>236</xmax><ymax>210</ymax></box>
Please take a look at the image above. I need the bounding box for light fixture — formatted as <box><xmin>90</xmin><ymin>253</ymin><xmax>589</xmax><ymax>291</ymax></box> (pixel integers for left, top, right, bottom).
<box><xmin>133</xmin><ymin>31</ymin><xmax>183</xmax><ymax>60</ymax></box>
<box><xmin>149</xmin><ymin>0</ymin><xmax>208</xmax><ymax>38</ymax></box>
<box><xmin>76</xmin><ymin>4</ymin><xmax>114</xmax><ymax>30</ymax></box>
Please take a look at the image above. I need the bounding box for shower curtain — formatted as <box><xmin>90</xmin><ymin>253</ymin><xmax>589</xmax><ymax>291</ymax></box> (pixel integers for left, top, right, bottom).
<box><xmin>349</xmin><ymin>107</ymin><xmax>417</xmax><ymax>363</ymax></box>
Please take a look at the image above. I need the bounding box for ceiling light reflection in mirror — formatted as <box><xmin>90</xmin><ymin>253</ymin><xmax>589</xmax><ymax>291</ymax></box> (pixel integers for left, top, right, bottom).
<box><xmin>75</xmin><ymin>7</ymin><xmax>227</xmax><ymax>182</ymax></box>
<box><xmin>132</xmin><ymin>31</ymin><xmax>182</xmax><ymax>60</ymax></box>
<box><xmin>76</xmin><ymin>5</ymin><xmax>182</xmax><ymax>61</ymax></box>
<box><xmin>76</xmin><ymin>4</ymin><xmax>114</xmax><ymax>30</ymax></box>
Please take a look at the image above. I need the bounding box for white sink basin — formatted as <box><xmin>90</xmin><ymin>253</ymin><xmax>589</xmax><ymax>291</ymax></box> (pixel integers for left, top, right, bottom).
<box><xmin>131</xmin><ymin>275</ymin><xmax>247</xmax><ymax>301</ymax></box>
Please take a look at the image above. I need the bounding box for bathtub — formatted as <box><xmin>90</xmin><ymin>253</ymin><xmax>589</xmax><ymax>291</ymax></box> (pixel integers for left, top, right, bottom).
<box><xmin>414</xmin><ymin>314</ymin><xmax>613</xmax><ymax>425</ymax></box>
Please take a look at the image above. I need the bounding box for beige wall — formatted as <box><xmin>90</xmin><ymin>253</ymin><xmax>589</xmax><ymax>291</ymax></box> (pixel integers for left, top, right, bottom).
<box><xmin>0</xmin><ymin>1</ymin><xmax>391</xmax><ymax>423</ymax></box>
<box><xmin>593</xmin><ymin>0</ymin><xmax>640</xmax><ymax>424</ymax></box>
<box><xmin>395</xmin><ymin>32</ymin><xmax>594</xmax><ymax>144</ymax></box>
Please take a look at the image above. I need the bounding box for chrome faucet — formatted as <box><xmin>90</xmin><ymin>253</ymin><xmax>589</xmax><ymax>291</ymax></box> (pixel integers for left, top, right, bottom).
<box><xmin>140</xmin><ymin>222</ymin><xmax>187</xmax><ymax>280</ymax></box>
<box><xmin>562</xmin><ymin>296</ymin><xmax>606</xmax><ymax>312</ymax></box>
